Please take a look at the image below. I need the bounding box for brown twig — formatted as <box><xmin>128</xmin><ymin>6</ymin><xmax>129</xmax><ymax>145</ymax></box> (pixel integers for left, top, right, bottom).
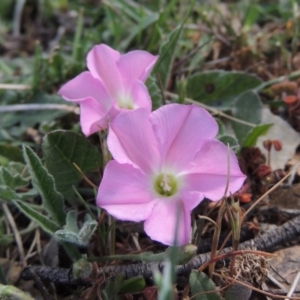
<box><xmin>21</xmin><ymin>214</ymin><xmax>300</xmax><ymax>284</ymax></box>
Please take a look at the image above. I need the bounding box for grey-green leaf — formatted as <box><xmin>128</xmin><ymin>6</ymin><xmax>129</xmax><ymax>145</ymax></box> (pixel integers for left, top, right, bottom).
<box><xmin>189</xmin><ymin>270</ymin><xmax>222</xmax><ymax>300</ymax></box>
<box><xmin>55</xmin><ymin>212</ymin><xmax>97</xmax><ymax>246</ymax></box>
<box><xmin>42</xmin><ymin>130</ymin><xmax>102</xmax><ymax>199</ymax></box>
<box><xmin>186</xmin><ymin>71</ymin><xmax>262</xmax><ymax>109</ymax></box>
<box><xmin>231</xmin><ymin>91</ymin><xmax>263</xmax><ymax>145</ymax></box>
<box><xmin>13</xmin><ymin>200</ymin><xmax>60</xmax><ymax>234</ymax></box>
<box><xmin>0</xmin><ymin>185</ymin><xmax>21</xmax><ymax>202</ymax></box>
<box><xmin>153</xmin><ymin>26</ymin><xmax>182</xmax><ymax>90</ymax></box>
<box><xmin>0</xmin><ymin>166</ymin><xmax>28</xmax><ymax>189</ymax></box>
<box><xmin>22</xmin><ymin>145</ymin><xmax>65</xmax><ymax>226</ymax></box>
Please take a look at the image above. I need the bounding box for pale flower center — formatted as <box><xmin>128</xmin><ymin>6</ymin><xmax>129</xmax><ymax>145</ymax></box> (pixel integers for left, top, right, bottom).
<box><xmin>117</xmin><ymin>93</ymin><xmax>134</xmax><ymax>110</ymax></box>
<box><xmin>154</xmin><ymin>173</ymin><xmax>178</xmax><ymax>197</ymax></box>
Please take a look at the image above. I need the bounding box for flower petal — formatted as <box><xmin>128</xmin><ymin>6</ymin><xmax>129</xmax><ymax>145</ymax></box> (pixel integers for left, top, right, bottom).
<box><xmin>182</xmin><ymin>140</ymin><xmax>246</xmax><ymax>200</ymax></box>
<box><xmin>96</xmin><ymin>161</ymin><xmax>157</xmax><ymax>221</ymax></box>
<box><xmin>87</xmin><ymin>44</ymin><xmax>124</xmax><ymax>97</ymax></box>
<box><xmin>144</xmin><ymin>198</ymin><xmax>191</xmax><ymax>246</ymax></box>
<box><xmin>117</xmin><ymin>50</ymin><xmax>158</xmax><ymax>87</ymax></box>
<box><xmin>108</xmin><ymin>109</ymin><xmax>161</xmax><ymax>174</ymax></box>
<box><xmin>79</xmin><ymin>98</ymin><xmax>113</xmax><ymax>136</ymax></box>
<box><xmin>58</xmin><ymin>71</ymin><xmax>111</xmax><ymax>106</ymax></box>
<box><xmin>150</xmin><ymin>104</ymin><xmax>219</xmax><ymax>170</ymax></box>
<box><xmin>131</xmin><ymin>80</ymin><xmax>152</xmax><ymax>112</ymax></box>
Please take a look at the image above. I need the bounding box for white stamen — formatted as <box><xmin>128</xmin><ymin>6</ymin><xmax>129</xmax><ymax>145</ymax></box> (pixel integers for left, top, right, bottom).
<box><xmin>160</xmin><ymin>174</ymin><xmax>172</xmax><ymax>192</ymax></box>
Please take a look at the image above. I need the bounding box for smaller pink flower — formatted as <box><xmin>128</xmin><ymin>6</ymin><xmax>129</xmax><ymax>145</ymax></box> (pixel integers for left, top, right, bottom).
<box><xmin>96</xmin><ymin>104</ymin><xmax>246</xmax><ymax>246</ymax></box>
<box><xmin>58</xmin><ymin>44</ymin><xmax>158</xmax><ymax>136</ymax></box>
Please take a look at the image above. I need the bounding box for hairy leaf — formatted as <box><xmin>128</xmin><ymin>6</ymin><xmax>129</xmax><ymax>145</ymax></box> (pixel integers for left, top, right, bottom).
<box><xmin>23</xmin><ymin>145</ymin><xmax>66</xmax><ymax>226</ymax></box>
<box><xmin>43</xmin><ymin>130</ymin><xmax>102</xmax><ymax>199</ymax></box>
<box><xmin>187</xmin><ymin>71</ymin><xmax>262</xmax><ymax>109</ymax></box>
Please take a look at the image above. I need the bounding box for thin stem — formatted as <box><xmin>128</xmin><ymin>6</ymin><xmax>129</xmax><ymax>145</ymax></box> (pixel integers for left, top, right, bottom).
<box><xmin>253</xmin><ymin>69</ymin><xmax>300</xmax><ymax>93</ymax></box>
<box><xmin>2</xmin><ymin>203</ymin><xmax>26</xmax><ymax>267</ymax></box>
<box><xmin>0</xmin><ymin>83</ymin><xmax>31</xmax><ymax>90</ymax></box>
<box><xmin>0</xmin><ymin>104</ymin><xmax>79</xmax><ymax>114</ymax></box>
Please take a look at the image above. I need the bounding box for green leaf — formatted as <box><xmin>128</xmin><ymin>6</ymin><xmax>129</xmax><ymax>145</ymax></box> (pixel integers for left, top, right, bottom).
<box><xmin>102</xmin><ymin>273</ymin><xmax>125</xmax><ymax>300</ymax></box>
<box><xmin>242</xmin><ymin>124</ymin><xmax>273</xmax><ymax>147</ymax></box>
<box><xmin>189</xmin><ymin>270</ymin><xmax>221</xmax><ymax>300</ymax></box>
<box><xmin>146</xmin><ymin>75</ymin><xmax>163</xmax><ymax>109</ymax></box>
<box><xmin>218</xmin><ymin>135</ymin><xmax>239</xmax><ymax>150</ymax></box>
<box><xmin>231</xmin><ymin>91</ymin><xmax>263</xmax><ymax>145</ymax></box>
<box><xmin>150</xmin><ymin>0</ymin><xmax>195</xmax><ymax>95</ymax></box>
<box><xmin>0</xmin><ymin>167</ymin><xmax>28</xmax><ymax>189</ymax></box>
<box><xmin>153</xmin><ymin>26</ymin><xmax>181</xmax><ymax>90</ymax></box>
<box><xmin>0</xmin><ymin>284</ymin><xmax>35</xmax><ymax>300</ymax></box>
<box><xmin>64</xmin><ymin>210</ymin><xmax>79</xmax><ymax>232</ymax></box>
<box><xmin>119</xmin><ymin>276</ymin><xmax>145</xmax><ymax>294</ymax></box>
<box><xmin>43</xmin><ymin>130</ymin><xmax>102</xmax><ymax>199</ymax></box>
<box><xmin>121</xmin><ymin>13</ymin><xmax>159</xmax><ymax>49</ymax></box>
<box><xmin>22</xmin><ymin>145</ymin><xmax>66</xmax><ymax>226</ymax></box>
<box><xmin>186</xmin><ymin>71</ymin><xmax>262</xmax><ymax>109</ymax></box>
<box><xmin>55</xmin><ymin>212</ymin><xmax>97</xmax><ymax>246</ymax></box>
<box><xmin>13</xmin><ymin>200</ymin><xmax>60</xmax><ymax>234</ymax></box>
<box><xmin>13</xmin><ymin>200</ymin><xmax>80</xmax><ymax>261</ymax></box>
<box><xmin>225</xmin><ymin>283</ymin><xmax>252</xmax><ymax>300</ymax></box>
<box><xmin>0</xmin><ymin>185</ymin><xmax>20</xmax><ymax>202</ymax></box>
<box><xmin>0</xmin><ymin>144</ymin><xmax>24</xmax><ymax>164</ymax></box>
<box><xmin>216</xmin><ymin>119</ymin><xmax>226</xmax><ymax>137</ymax></box>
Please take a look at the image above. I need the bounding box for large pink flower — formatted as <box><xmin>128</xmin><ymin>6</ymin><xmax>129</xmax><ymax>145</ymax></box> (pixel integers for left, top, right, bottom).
<box><xmin>96</xmin><ymin>104</ymin><xmax>246</xmax><ymax>246</ymax></box>
<box><xmin>58</xmin><ymin>44</ymin><xmax>158</xmax><ymax>136</ymax></box>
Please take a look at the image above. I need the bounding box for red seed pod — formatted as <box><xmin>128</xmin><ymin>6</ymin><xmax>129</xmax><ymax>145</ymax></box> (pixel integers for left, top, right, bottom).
<box><xmin>263</xmin><ymin>140</ymin><xmax>272</xmax><ymax>151</ymax></box>
<box><xmin>284</xmin><ymin>95</ymin><xmax>298</xmax><ymax>105</ymax></box>
<box><xmin>237</xmin><ymin>193</ymin><xmax>252</xmax><ymax>203</ymax></box>
<box><xmin>272</xmin><ymin>140</ymin><xmax>282</xmax><ymax>151</ymax></box>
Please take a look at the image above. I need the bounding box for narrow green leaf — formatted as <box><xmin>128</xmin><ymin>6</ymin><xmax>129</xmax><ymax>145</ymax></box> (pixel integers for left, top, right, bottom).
<box><xmin>43</xmin><ymin>130</ymin><xmax>102</xmax><ymax>199</ymax></box>
<box><xmin>13</xmin><ymin>200</ymin><xmax>60</xmax><ymax>234</ymax></box>
<box><xmin>121</xmin><ymin>13</ymin><xmax>159</xmax><ymax>50</ymax></box>
<box><xmin>152</xmin><ymin>0</ymin><xmax>195</xmax><ymax>90</ymax></box>
<box><xmin>146</xmin><ymin>75</ymin><xmax>163</xmax><ymax>109</ymax></box>
<box><xmin>22</xmin><ymin>145</ymin><xmax>66</xmax><ymax>226</ymax></box>
<box><xmin>242</xmin><ymin>124</ymin><xmax>273</xmax><ymax>147</ymax></box>
<box><xmin>186</xmin><ymin>71</ymin><xmax>262</xmax><ymax>109</ymax></box>
<box><xmin>103</xmin><ymin>273</ymin><xmax>125</xmax><ymax>299</ymax></box>
<box><xmin>231</xmin><ymin>91</ymin><xmax>263</xmax><ymax>145</ymax></box>
<box><xmin>153</xmin><ymin>26</ymin><xmax>181</xmax><ymax>90</ymax></box>
<box><xmin>189</xmin><ymin>270</ymin><xmax>221</xmax><ymax>300</ymax></box>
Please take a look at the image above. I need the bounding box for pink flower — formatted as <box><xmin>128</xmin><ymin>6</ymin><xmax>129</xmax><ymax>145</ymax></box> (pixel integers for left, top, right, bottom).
<box><xmin>96</xmin><ymin>104</ymin><xmax>246</xmax><ymax>246</ymax></box>
<box><xmin>58</xmin><ymin>44</ymin><xmax>158</xmax><ymax>136</ymax></box>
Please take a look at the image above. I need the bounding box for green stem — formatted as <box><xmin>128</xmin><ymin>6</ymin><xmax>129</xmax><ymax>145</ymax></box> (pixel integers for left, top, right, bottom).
<box><xmin>253</xmin><ymin>69</ymin><xmax>300</xmax><ymax>93</ymax></box>
<box><xmin>72</xmin><ymin>7</ymin><xmax>84</xmax><ymax>63</ymax></box>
